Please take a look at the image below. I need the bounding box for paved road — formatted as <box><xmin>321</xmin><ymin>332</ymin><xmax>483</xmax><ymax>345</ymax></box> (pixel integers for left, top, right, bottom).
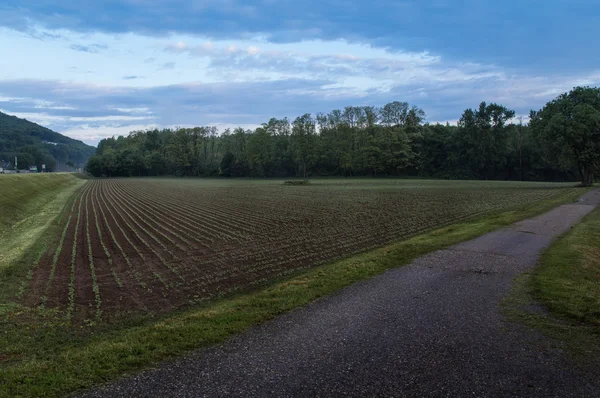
<box><xmin>80</xmin><ymin>189</ymin><xmax>600</xmax><ymax>398</ymax></box>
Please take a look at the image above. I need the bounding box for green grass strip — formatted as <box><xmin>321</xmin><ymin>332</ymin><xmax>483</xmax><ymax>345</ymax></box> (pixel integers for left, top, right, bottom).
<box><xmin>533</xmin><ymin>206</ymin><xmax>600</xmax><ymax>325</ymax></box>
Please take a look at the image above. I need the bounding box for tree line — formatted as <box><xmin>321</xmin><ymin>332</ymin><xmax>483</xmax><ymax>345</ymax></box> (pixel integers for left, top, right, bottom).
<box><xmin>86</xmin><ymin>87</ymin><xmax>600</xmax><ymax>185</ymax></box>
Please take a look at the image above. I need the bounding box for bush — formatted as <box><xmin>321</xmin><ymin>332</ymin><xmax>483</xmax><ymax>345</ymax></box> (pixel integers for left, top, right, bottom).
<box><xmin>283</xmin><ymin>180</ymin><xmax>310</xmax><ymax>186</ymax></box>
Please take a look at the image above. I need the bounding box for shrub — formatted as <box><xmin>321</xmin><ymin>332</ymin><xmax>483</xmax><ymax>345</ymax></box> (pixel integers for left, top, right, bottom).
<box><xmin>284</xmin><ymin>180</ymin><xmax>310</xmax><ymax>186</ymax></box>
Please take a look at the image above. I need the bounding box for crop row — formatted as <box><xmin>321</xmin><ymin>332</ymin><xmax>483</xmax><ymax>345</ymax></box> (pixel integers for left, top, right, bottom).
<box><xmin>23</xmin><ymin>178</ymin><xmax>576</xmax><ymax>322</ymax></box>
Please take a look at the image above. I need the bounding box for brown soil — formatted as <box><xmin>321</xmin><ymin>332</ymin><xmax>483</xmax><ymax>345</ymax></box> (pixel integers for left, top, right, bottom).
<box><xmin>22</xmin><ymin>178</ymin><xmax>576</xmax><ymax>324</ymax></box>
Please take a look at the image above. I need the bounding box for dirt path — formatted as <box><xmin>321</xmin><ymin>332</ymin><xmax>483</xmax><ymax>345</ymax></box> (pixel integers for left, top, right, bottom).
<box><xmin>79</xmin><ymin>189</ymin><xmax>600</xmax><ymax>397</ymax></box>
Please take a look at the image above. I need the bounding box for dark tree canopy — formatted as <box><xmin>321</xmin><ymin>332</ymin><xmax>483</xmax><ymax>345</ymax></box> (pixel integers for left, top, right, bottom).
<box><xmin>85</xmin><ymin>90</ymin><xmax>597</xmax><ymax>183</ymax></box>
<box><xmin>530</xmin><ymin>86</ymin><xmax>600</xmax><ymax>186</ymax></box>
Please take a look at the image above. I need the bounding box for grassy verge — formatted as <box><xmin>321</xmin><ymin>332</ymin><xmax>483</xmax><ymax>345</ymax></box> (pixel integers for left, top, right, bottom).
<box><xmin>533</xmin><ymin>207</ymin><xmax>600</xmax><ymax>325</ymax></box>
<box><xmin>0</xmin><ymin>174</ymin><xmax>85</xmax><ymax>270</ymax></box>
<box><xmin>0</xmin><ymin>174</ymin><xmax>81</xmax><ymax>228</ymax></box>
<box><xmin>503</xmin><ymin>205</ymin><xmax>600</xmax><ymax>366</ymax></box>
<box><xmin>0</xmin><ymin>174</ymin><xmax>87</xmax><ymax>303</ymax></box>
<box><xmin>0</xmin><ymin>186</ymin><xmax>590</xmax><ymax>398</ymax></box>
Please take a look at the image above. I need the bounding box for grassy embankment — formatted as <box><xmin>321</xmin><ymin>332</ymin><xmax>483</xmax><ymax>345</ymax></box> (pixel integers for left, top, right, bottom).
<box><xmin>0</xmin><ymin>180</ymin><xmax>590</xmax><ymax>398</ymax></box>
<box><xmin>0</xmin><ymin>173</ymin><xmax>86</xmax><ymax>274</ymax></box>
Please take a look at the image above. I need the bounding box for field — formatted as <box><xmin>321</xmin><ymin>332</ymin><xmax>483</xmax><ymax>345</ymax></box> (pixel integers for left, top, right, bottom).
<box><xmin>1</xmin><ymin>176</ymin><xmax>590</xmax><ymax>397</ymax></box>
<box><xmin>20</xmin><ymin>178</ymin><xmax>579</xmax><ymax>322</ymax></box>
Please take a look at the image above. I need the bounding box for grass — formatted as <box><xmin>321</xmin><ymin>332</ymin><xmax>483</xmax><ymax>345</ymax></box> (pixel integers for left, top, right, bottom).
<box><xmin>533</xmin><ymin>207</ymin><xmax>600</xmax><ymax>325</ymax></box>
<box><xmin>0</xmin><ymin>173</ymin><xmax>82</xmax><ymax>230</ymax></box>
<box><xmin>0</xmin><ymin>174</ymin><xmax>86</xmax><ymax>301</ymax></box>
<box><xmin>502</xmin><ymin>202</ymin><xmax>600</xmax><ymax>369</ymax></box>
<box><xmin>0</xmin><ymin>183</ymin><xmax>589</xmax><ymax>398</ymax></box>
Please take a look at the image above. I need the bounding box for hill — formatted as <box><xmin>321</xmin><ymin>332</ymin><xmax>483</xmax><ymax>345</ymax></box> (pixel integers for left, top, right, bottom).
<box><xmin>0</xmin><ymin>111</ymin><xmax>95</xmax><ymax>171</ymax></box>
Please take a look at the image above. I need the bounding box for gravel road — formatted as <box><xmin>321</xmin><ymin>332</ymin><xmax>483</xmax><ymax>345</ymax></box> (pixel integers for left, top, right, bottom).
<box><xmin>78</xmin><ymin>189</ymin><xmax>600</xmax><ymax>397</ymax></box>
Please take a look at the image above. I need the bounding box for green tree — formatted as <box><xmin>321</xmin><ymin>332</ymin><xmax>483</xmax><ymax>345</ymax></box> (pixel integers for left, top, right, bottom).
<box><xmin>530</xmin><ymin>86</ymin><xmax>600</xmax><ymax>186</ymax></box>
<box><xmin>381</xmin><ymin>101</ymin><xmax>409</xmax><ymax>126</ymax></box>
<box><xmin>458</xmin><ymin>102</ymin><xmax>515</xmax><ymax>179</ymax></box>
<box><xmin>82</xmin><ymin>93</ymin><xmax>596</xmax><ymax>183</ymax></box>
<box><xmin>220</xmin><ymin>152</ymin><xmax>235</xmax><ymax>177</ymax></box>
<box><xmin>291</xmin><ymin>114</ymin><xmax>317</xmax><ymax>179</ymax></box>
<box><xmin>85</xmin><ymin>155</ymin><xmax>104</xmax><ymax>176</ymax></box>
<box><xmin>247</xmin><ymin>127</ymin><xmax>276</xmax><ymax>177</ymax></box>
<box><xmin>16</xmin><ymin>152</ymin><xmax>35</xmax><ymax>169</ymax></box>
<box><xmin>43</xmin><ymin>154</ymin><xmax>57</xmax><ymax>172</ymax></box>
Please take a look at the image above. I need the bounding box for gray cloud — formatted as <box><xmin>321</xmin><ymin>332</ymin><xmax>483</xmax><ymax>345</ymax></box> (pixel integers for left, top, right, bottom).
<box><xmin>165</xmin><ymin>43</ymin><xmax>496</xmax><ymax>87</ymax></box>
<box><xmin>69</xmin><ymin>43</ymin><xmax>107</xmax><ymax>53</ymax></box>
<box><xmin>1</xmin><ymin>69</ymin><xmax>598</xmax><ymax>145</ymax></box>
<box><xmin>0</xmin><ymin>78</ymin><xmax>338</xmax><ymax>133</ymax></box>
<box><xmin>26</xmin><ymin>29</ymin><xmax>64</xmax><ymax>41</ymax></box>
<box><xmin>1</xmin><ymin>1</ymin><xmax>599</xmax><ymax>73</ymax></box>
<box><xmin>159</xmin><ymin>62</ymin><xmax>176</xmax><ymax>70</ymax></box>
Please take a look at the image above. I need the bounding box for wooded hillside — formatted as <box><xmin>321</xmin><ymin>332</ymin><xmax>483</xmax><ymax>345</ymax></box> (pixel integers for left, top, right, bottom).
<box><xmin>0</xmin><ymin>111</ymin><xmax>95</xmax><ymax>171</ymax></box>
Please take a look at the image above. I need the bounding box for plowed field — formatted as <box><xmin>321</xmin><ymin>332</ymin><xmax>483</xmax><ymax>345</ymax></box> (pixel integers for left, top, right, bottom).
<box><xmin>24</xmin><ymin>178</ymin><xmax>577</xmax><ymax>322</ymax></box>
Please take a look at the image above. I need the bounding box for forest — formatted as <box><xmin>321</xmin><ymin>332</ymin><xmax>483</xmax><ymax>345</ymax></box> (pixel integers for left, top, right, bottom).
<box><xmin>86</xmin><ymin>87</ymin><xmax>600</xmax><ymax>185</ymax></box>
<box><xmin>0</xmin><ymin>111</ymin><xmax>95</xmax><ymax>171</ymax></box>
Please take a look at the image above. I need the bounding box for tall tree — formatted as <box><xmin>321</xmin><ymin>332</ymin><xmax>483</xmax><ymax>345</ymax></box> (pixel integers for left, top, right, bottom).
<box><xmin>291</xmin><ymin>114</ymin><xmax>317</xmax><ymax>179</ymax></box>
<box><xmin>381</xmin><ymin>101</ymin><xmax>409</xmax><ymax>126</ymax></box>
<box><xmin>530</xmin><ymin>86</ymin><xmax>600</xmax><ymax>186</ymax></box>
<box><xmin>458</xmin><ymin>102</ymin><xmax>515</xmax><ymax>179</ymax></box>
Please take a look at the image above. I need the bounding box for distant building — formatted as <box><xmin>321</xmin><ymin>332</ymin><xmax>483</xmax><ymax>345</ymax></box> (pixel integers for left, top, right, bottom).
<box><xmin>42</xmin><ymin>140</ymin><xmax>59</xmax><ymax>146</ymax></box>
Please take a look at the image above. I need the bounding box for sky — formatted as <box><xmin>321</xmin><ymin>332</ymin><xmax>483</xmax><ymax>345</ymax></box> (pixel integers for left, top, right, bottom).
<box><xmin>0</xmin><ymin>1</ymin><xmax>599</xmax><ymax>146</ymax></box>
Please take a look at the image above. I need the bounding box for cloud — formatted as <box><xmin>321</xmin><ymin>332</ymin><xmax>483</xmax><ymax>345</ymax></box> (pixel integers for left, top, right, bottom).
<box><xmin>166</xmin><ymin>41</ymin><xmax>187</xmax><ymax>51</ymax></box>
<box><xmin>25</xmin><ymin>28</ymin><xmax>64</xmax><ymax>41</ymax></box>
<box><xmin>122</xmin><ymin>75</ymin><xmax>141</xmax><ymax>80</ymax></box>
<box><xmin>0</xmin><ymin>78</ymin><xmax>340</xmax><ymax>141</ymax></box>
<box><xmin>0</xmin><ymin>1</ymin><xmax>599</xmax><ymax>72</ymax></box>
<box><xmin>159</xmin><ymin>62</ymin><xmax>176</xmax><ymax>70</ymax></box>
<box><xmin>69</xmin><ymin>43</ymin><xmax>107</xmax><ymax>53</ymax></box>
<box><xmin>162</xmin><ymin>39</ymin><xmax>495</xmax><ymax>89</ymax></box>
<box><xmin>1</xmin><ymin>67</ymin><xmax>599</xmax><ymax>146</ymax></box>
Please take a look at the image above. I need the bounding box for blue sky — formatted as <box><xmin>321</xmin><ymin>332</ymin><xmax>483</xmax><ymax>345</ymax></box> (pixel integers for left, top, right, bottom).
<box><xmin>0</xmin><ymin>1</ymin><xmax>598</xmax><ymax>145</ymax></box>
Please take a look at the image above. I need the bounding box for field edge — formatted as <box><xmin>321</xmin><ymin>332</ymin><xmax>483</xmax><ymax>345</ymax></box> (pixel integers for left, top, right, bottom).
<box><xmin>0</xmin><ymin>185</ymin><xmax>590</xmax><ymax>398</ymax></box>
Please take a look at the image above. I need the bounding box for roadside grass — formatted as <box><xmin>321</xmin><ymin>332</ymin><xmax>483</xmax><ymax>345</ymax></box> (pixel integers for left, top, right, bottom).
<box><xmin>0</xmin><ymin>185</ymin><xmax>589</xmax><ymax>398</ymax></box>
<box><xmin>503</xmin><ymin>205</ymin><xmax>600</xmax><ymax>366</ymax></box>
<box><xmin>533</xmin><ymin>207</ymin><xmax>600</xmax><ymax>325</ymax></box>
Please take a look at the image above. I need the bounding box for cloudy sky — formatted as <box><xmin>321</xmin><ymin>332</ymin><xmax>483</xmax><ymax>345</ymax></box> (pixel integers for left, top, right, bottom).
<box><xmin>0</xmin><ymin>1</ymin><xmax>599</xmax><ymax>146</ymax></box>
